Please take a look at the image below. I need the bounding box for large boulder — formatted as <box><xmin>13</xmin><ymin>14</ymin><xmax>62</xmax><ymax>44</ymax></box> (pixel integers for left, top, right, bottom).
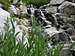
<box><xmin>58</xmin><ymin>1</ymin><xmax>75</xmax><ymax>17</ymax></box>
<box><xmin>0</xmin><ymin>8</ymin><xmax>10</xmax><ymax>32</ymax></box>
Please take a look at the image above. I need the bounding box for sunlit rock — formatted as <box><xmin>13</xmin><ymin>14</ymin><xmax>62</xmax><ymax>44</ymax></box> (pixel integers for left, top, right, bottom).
<box><xmin>19</xmin><ymin>4</ymin><xmax>28</xmax><ymax>16</ymax></box>
<box><xmin>0</xmin><ymin>8</ymin><xmax>10</xmax><ymax>32</ymax></box>
<box><xmin>9</xmin><ymin>5</ymin><xmax>17</xmax><ymax>15</ymax></box>
<box><xmin>45</xmin><ymin>6</ymin><xmax>57</xmax><ymax>13</ymax></box>
<box><xmin>9</xmin><ymin>4</ymin><xmax>28</xmax><ymax>17</ymax></box>
<box><xmin>13</xmin><ymin>0</ymin><xmax>19</xmax><ymax>4</ymax></box>
<box><xmin>44</xmin><ymin>27</ymin><xmax>59</xmax><ymax>37</ymax></box>
<box><xmin>50</xmin><ymin>0</ymin><xmax>64</xmax><ymax>5</ymax></box>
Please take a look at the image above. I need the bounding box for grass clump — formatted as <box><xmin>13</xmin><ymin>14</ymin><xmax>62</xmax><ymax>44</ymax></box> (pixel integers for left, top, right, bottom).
<box><xmin>0</xmin><ymin>0</ymin><xmax>12</xmax><ymax>10</ymax></box>
<box><xmin>0</xmin><ymin>17</ymin><xmax>48</xmax><ymax>56</ymax></box>
<box><xmin>50</xmin><ymin>44</ymin><xmax>63</xmax><ymax>56</ymax></box>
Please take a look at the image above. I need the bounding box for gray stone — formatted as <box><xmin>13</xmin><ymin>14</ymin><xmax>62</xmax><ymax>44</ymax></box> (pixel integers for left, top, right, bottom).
<box><xmin>13</xmin><ymin>0</ymin><xmax>18</xmax><ymax>4</ymax></box>
<box><xmin>71</xmin><ymin>15</ymin><xmax>75</xmax><ymax>18</ymax></box>
<box><xmin>45</xmin><ymin>6</ymin><xmax>57</xmax><ymax>13</ymax></box>
<box><xmin>50</xmin><ymin>0</ymin><xmax>64</xmax><ymax>5</ymax></box>
<box><xmin>44</xmin><ymin>27</ymin><xmax>59</xmax><ymax>37</ymax></box>
<box><xmin>0</xmin><ymin>7</ymin><xmax>29</xmax><ymax>45</ymax></box>
<box><xmin>0</xmin><ymin>8</ymin><xmax>10</xmax><ymax>32</ymax></box>
<box><xmin>58</xmin><ymin>1</ymin><xmax>75</xmax><ymax>17</ymax></box>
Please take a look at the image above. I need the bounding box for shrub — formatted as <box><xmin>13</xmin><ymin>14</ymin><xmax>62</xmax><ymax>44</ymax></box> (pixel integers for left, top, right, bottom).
<box><xmin>22</xmin><ymin>0</ymin><xmax>49</xmax><ymax>8</ymax></box>
<box><xmin>0</xmin><ymin>0</ymin><xmax>12</xmax><ymax>10</ymax></box>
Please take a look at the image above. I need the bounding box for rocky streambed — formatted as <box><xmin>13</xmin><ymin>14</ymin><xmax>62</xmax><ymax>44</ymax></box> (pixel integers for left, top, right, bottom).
<box><xmin>0</xmin><ymin>0</ymin><xmax>75</xmax><ymax>56</ymax></box>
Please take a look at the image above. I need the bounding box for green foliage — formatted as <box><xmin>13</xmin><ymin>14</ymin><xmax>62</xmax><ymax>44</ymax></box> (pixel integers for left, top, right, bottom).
<box><xmin>22</xmin><ymin>0</ymin><xmax>49</xmax><ymax>8</ymax></box>
<box><xmin>50</xmin><ymin>44</ymin><xmax>63</xmax><ymax>56</ymax></box>
<box><xmin>0</xmin><ymin>0</ymin><xmax>12</xmax><ymax>10</ymax></box>
<box><xmin>28</xmin><ymin>17</ymin><xmax>48</xmax><ymax>56</ymax></box>
<box><xmin>0</xmin><ymin>17</ymin><xmax>48</xmax><ymax>56</ymax></box>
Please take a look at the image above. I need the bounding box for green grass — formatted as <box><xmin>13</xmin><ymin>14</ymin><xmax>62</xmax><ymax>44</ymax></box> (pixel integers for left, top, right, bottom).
<box><xmin>50</xmin><ymin>44</ymin><xmax>63</xmax><ymax>56</ymax></box>
<box><xmin>0</xmin><ymin>0</ymin><xmax>49</xmax><ymax>10</ymax></box>
<box><xmin>22</xmin><ymin>0</ymin><xmax>49</xmax><ymax>8</ymax></box>
<box><xmin>0</xmin><ymin>0</ymin><xmax>12</xmax><ymax>10</ymax></box>
<box><xmin>0</xmin><ymin>17</ymin><xmax>48</xmax><ymax>56</ymax></box>
<box><xmin>0</xmin><ymin>16</ymin><xmax>64</xmax><ymax>56</ymax></box>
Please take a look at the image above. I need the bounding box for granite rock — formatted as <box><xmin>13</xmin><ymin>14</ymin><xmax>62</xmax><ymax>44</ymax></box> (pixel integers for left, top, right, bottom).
<box><xmin>58</xmin><ymin>1</ymin><xmax>75</xmax><ymax>17</ymax></box>
<box><xmin>50</xmin><ymin>0</ymin><xmax>64</xmax><ymax>5</ymax></box>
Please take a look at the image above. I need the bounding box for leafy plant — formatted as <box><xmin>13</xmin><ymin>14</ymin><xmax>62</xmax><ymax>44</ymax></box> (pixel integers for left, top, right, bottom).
<box><xmin>50</xmin><ymin>44</ymin><xmax>64</xmax><ymax>56</ymax></box>
<box><xmin>22</xmin><ymin>0</ymin><xmax>49</xmax><ymax>8</ymax></box>
<box><xmin>0</xmin><ymin>0</ymin><xmax>12</xmax><ymax>10</ymax></box>
<box><xmin>27</xmin><ymin>17</ymin><xmax>48</xmax><ymax>56</ymax></box>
